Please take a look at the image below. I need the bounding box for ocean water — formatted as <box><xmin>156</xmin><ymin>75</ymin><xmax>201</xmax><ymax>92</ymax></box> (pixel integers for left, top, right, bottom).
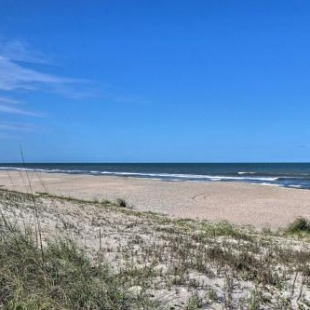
<box><xmin>1</xmin><ymin>163</ymin><xmax>310</xmax><ymax>190</ymax></box>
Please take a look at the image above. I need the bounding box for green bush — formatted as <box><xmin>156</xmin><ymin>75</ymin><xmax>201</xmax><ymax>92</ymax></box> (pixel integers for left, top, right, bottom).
<box><xmin>116</xmin><ymin>198</ymin><xmax>128</xmax><ymax>208</ymax></box>
<box><xmin>286</xmin><ymin>217</ymin><xmax>310</xmax><ymax>234</ymax></box>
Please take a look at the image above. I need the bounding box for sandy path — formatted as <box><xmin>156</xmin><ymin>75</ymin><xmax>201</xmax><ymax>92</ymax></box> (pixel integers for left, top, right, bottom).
<box><xmin>0</xmin><ymin>170</ymin><xmax>310</xmax><ymax>227</ymax></box>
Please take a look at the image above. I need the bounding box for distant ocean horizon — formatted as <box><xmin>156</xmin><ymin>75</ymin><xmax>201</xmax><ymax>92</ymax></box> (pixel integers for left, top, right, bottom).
<box><xmin>1</xmin><ymin>163</ymin><xmax>310</xmax><ymax>190</ymax></box>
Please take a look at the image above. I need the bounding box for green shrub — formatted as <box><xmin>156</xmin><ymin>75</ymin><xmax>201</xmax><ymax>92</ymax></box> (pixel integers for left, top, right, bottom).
<box><xmin>116</xmin><ymin>198</ymin><xmax>128</xmax><ymax>208</ymax></box>
<box><xmin>286</xmin><ymin>217</ymin><xmax>310</xmax><ymax>234</ymax></box>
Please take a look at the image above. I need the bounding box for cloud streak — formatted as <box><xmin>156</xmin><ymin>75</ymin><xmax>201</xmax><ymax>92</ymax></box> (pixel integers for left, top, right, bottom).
<box><xmin>0</xmin><ymin>38</ymin><xmax>98</xmax><ymax>144</ymax></box>
<box><xmin>0</xmin><ymin>122</ymin><xmax>35</xmax><ymax>132</ymax></box>
<box><xmin>0</xmin><ymin>38</ymin><xmax>49</xmax><ymax>64</ymax></box>
<box><xmin>0</xmin><ymin>120</ymin><xmax>36</xmax><ymax>141</ymax></box>
<box><xmin>0</xmin><ymin>38</ymin><xmax>91</xmax><ymax>99</ymax></box>
<box><xmin>0</xmin><ymin>104</ymin><xmax>42</xmax><ymax>116</ymax></box>
<box><xmin>0</xmin><ymin>93</ymin><xmax>42</xmax><ymax>117</ymax></box>
<box><xmin>0</xmin><ymin>96</ymin><xmax>19</xmax><ymax>104</ymax></box>
<box><xmin>0</xmin><ymin>38</ymin><xmax>94</xmax><ymax>121</ymax></box>
<box><xmin>0</xmin><ymin>37</ymin><xmax>148</xmax><ymax>142</ymax></box>
<box><xmin>0</xmin><ymin>55</ymin><xmax>75</xmax><ymax>91</ymax></box>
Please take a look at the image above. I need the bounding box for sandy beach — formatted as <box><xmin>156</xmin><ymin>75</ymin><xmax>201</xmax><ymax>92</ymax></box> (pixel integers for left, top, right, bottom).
<box><xmin>1</xmin><ymin>170</ymin><xmax>309</xmax><ymax>228</ymax></box>
<box><xmin>2</xmin><ymin>171</ymin><xmax>310</xmax><ymax>308</ymax></box>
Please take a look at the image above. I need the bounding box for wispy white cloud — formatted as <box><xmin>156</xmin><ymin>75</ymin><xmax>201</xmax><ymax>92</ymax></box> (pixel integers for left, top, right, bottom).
<box><xmin>0</xmin><ymin>55</ymin><xmax>75</xmax><ymax>91</ymax></box>
<box><xmin>0</xmin><ymin>121</ymin><xmax>36</xmax><ymax>141</ymax></box>
<box><xmin>0</xmin><ymin>96</ymin><xmax>19</xmax><ymax>104</ymax></box>
<box><xmin>0</xmin><ymin>37</ymin><xmax>147</xmax><ymax>128</ymax></box>
<box><xmin>0</xmin><ymin>93</ymin><xmax>42</xmax><ymax>117</ymax></box>
<box><xmin>0</xmin><ymin>103</ymin><xmax>42</xmax><ymax>116</ymax></box>
<box><xmin>0</xmin><ymin>38</ymin><xmax>89</xmax><ymax>97</ymax></box>
<box><xmin>0</xmin><ymin>38</ymin><xmax>93</xmax><ymax>120</ymax></box>
<box><xmin>0</xmin><ymin>38</ymin><xmax>148</xmax><ymax>104</ymax></box>
<box><xmin>0</xmin><ymin>38</ymin><xmax>97</xmax><ymax>143</ymax></box>
<box><xmin>0</xmin><ymin>122</ymin><xmax>35</xmax><ymax>132</ymax></box>
<box><xmin>0</xmin><ymin>38</ymin><xmax>49</xmax><ymax>64</ymax></box>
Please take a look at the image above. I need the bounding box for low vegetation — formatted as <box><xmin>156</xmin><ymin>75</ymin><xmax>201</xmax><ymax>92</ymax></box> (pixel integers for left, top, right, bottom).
<box><xmin>286</xmin><ymin>216</ymin><xmax>310</xmax><ymax>235</ymax></box>
<box><xmin>1</xmin><ymin>188</ymin><xmax>310</xmax><ymax>309</ymax></box>
<box><xmin>116</xmin><ymin>198</ymin><xmax>130</xmax><ymax>208</ymax></box>
<box><xmin>0</xmin><ymin>217</ymin><xmax>138</xmax><ymax>309</ymax></box>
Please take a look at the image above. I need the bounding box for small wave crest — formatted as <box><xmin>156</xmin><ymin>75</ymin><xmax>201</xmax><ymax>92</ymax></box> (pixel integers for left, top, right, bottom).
<box><xmin>0</xmin><ymin>167</ymin><xmax>280</xmax><ymax>182</ymax></box>
<box><xmin>0</xmin><ymin>167</ymin><xmax>87</xmax><ymax>174</ymax></box>
<box><xmin>3</xmin><ymin>166</ymin><xmax>310</xmax><ymax>190</ymax></box>
<box><xmin>260</xmin><ymin>182</ymin><xmax>282</xmax><ymax>187</ymax></box>
<box><xmin>95</xmin><ymin>171</ymin><xmax>280</xmax><ymax>182</ymax></box>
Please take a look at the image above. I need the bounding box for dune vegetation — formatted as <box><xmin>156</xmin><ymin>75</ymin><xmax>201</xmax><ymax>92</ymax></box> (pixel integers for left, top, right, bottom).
<box><xmin>1</xmin><ymin>188</ymin><xmax>310</xmax><ymax>309</ymax></box>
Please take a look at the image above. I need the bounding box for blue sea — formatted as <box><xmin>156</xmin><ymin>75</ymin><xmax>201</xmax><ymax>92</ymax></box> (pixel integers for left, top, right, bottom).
<box><xmin>1</xmin><ymin>163</ymin><xmax>310</xmax><ymax>190</ymax></box>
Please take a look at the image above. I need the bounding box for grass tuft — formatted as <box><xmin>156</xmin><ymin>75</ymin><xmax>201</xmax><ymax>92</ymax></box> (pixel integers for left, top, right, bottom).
<box><xmin>286</xmin><ymin>217</ymin><xmax>310</xmax><ymax>234</ymax></box>
<box><xmin>0</xmin><ymin>217</ymin><xmax>135</xmax><ymax>309</ymax></box>
<box><xmin>116</xmin><ymin>198</ymin><xmax>129</xmax><ymax>208</ymax></box>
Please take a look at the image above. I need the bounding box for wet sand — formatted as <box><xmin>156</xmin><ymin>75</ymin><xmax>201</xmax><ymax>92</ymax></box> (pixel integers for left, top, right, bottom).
<box><xmin>1</xmin><ymin>170</ymin><xmax>310</xmax><ymax>227</ymax></box>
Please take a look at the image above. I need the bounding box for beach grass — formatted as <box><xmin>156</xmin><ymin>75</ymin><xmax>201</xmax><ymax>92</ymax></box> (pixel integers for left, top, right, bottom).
<box><xmin>0</xmin><ymin>217</ymin><xmax>136</xmax><ymax>309</ymax></box>
<box><xmin>1</xmin><ymin>188</ymin><xmax>310</xmax><ymax>309</ymax></box>
<box><xmin>286</xmin><ymin>217</ymin><xmax>310</xmax><ymax>235</ymax></box>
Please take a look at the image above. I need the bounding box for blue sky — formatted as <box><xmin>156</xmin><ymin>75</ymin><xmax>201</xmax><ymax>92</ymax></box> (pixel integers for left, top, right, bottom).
<box><xmin>0</xmin><ymin>0</ymin><xmax>310</xmax><ymax>162</ymax></box>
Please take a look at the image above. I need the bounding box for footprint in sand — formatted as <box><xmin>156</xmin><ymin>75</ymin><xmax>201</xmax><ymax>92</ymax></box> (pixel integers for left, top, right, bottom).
<box><xmin>192</xmin><ymin>194</ymin><xmax>208</xmax><ymax>202</ymax></box>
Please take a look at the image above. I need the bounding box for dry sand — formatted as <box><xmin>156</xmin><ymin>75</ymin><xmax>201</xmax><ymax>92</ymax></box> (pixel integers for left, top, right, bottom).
<box><xmin>1</xmin><ymin>171</ymin><xmax>310</xmax><ymax>308</ymax></box>
<box><xmin>1</xmin><ymin>170</ymin><xmax>310</xmax><ymax>228</ymax></box>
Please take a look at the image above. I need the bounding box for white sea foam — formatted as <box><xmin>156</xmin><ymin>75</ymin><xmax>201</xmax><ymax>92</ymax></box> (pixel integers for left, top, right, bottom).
<box><xmin>96</xmin><ymin>171</ymin><xmax>279</xmax><ymax>181</ymax></box>
<box><xmin>0</xmin><ymin>167</ymin><xmax>280</xmax><ymax>182</ymax></box>
<box><xmin>0</xmin><ymin>167</ymin><xmax>86</xmax><ymax>174</ymax></box>
<box><xmin>288</xmin><ymin>185</ymin><xmax>303</xmax><ymax>188</ymax></box>
<box><xmin>260</xmin><ymin>183</ymin><xmax>282</xmax><ymax>187</ymax></box>
<box><xmin>202</xmin><ymin>175</ymin><xmax>279</xmax><ymax>182</ymax></box>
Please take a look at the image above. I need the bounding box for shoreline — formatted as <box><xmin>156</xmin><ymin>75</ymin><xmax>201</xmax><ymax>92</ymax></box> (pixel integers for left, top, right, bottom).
<box><xmin>1</xmin><ymin>164</ymin><xmax>310</xmax><ymax>190</ymax></box>
<box><xmin>1</xmin><ymin>170</ymin><xmax>310</xmax><ymax>228</ymax></box>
